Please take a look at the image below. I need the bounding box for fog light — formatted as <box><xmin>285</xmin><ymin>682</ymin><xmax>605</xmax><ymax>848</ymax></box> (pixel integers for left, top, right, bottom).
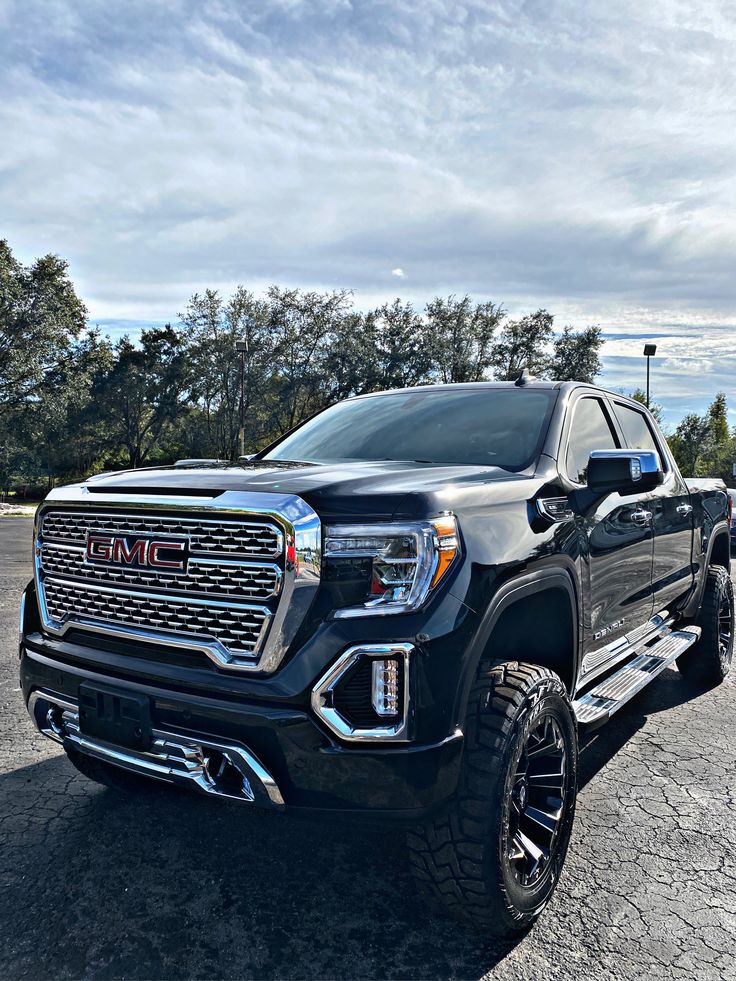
<box><xmin>311</xmin><ymin>643</ymin><xmax>413</xmax><ymax>741</ymax></box>
<box><xmin>371</xmin><ymin>659</ymin><xmax>399</xmax><ymax>716</ymax></box>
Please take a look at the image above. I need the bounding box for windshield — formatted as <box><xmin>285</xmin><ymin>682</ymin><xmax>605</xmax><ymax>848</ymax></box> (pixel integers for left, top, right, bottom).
<box><xmin>262</xmin><ymin>388</ymin><xmax>556</xmax><ymax>470</ymax></box>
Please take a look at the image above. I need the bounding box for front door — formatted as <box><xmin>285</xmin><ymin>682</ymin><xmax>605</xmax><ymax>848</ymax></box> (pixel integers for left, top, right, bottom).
<box><xmin>563</xmin><ymin>395</ymin><xmax>655</xmax><ymax>681</ymax></box>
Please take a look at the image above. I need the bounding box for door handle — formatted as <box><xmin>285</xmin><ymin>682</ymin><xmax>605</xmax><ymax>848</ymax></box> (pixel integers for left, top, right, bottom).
<box><xmin>630</xmin><ymin>509</ymin><xmax>653</xmax><ymax>526</ymax></box>
<box><xmin>676</xmin><ymin>503</ymin><xmax>693</xmax><ymax>516</ymax></box>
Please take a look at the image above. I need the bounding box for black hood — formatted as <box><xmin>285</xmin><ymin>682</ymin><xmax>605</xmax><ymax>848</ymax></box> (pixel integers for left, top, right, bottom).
<box><xmin>81</xmin><ymin>460</ymin><xmax>530</xmax><ymax>522</ymax></box>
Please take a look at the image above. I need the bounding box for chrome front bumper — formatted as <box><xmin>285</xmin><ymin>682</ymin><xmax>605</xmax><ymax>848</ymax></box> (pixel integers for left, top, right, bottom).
<box><xmin>28</xmin><ymin>690</ymin><xmax>284</xmax><ymax>808</ymax></box>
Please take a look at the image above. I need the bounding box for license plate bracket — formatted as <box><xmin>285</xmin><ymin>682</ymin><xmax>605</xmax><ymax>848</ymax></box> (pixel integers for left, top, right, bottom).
<box><xmin>78</xmin><ymin>682</ymin><xmax>152</xmax><ymax>751</ymax></box>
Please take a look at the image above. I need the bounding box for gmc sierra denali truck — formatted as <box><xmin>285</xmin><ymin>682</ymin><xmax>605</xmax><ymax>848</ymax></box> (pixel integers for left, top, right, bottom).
<box><xmin>19</xmin><ymin>378</ymin><xmax>733</xmax><ymax>936</ymax></box>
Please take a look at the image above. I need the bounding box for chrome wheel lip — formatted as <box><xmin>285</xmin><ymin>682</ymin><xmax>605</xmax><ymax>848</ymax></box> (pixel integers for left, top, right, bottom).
<box><xmin>503</xmin><ymin>713</ymin><xmax>569</xmax><ymax>889</ymax></box>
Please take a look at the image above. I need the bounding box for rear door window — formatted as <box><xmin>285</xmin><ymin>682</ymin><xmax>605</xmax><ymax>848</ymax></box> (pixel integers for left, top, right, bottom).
<box><xmin>611</xmin><ymin>403</ymin><xmax>662</xmax><ymax>457</ymax></box>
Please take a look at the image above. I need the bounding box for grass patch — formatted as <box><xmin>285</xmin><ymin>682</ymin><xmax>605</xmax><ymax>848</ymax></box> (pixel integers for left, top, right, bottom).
<box><xmin>0</xmin><ymin>502</ymin><xmax>39</xmax><ymax>517</ymax></box>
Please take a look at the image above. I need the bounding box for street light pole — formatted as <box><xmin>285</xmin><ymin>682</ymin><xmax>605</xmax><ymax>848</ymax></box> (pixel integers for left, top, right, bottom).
<box><xmin>643</xmin><ymin>343</ymin><xmax>657</xmax><ymax>408</ymax></box>
<box><xmin>235</xmin><ymin>338</ymin><xmax>248</xmax><ymax>458</ymax></box>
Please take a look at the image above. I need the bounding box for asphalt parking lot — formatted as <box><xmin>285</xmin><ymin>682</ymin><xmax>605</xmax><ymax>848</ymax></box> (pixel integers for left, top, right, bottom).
<box><xmin>1</xmin><ymin>517</ymin><xmax>735</xmax><ymax>981</ymax></box>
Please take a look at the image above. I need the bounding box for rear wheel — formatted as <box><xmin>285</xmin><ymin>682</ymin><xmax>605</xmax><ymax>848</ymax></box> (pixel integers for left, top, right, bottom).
<box><xmin>408</xmin><ymin>663</ymin><xmax>577</xmax><ymax>935</ymax></box>
<box><xmin>678</xmin><ymin>566</ymin><xmax>734</xmax><ymax>685</ymax></box>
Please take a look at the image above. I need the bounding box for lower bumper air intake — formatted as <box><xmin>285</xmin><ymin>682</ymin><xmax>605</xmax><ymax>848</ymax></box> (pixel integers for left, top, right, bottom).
<box><xmin>27</xmin><ymin>690</ymin><xmax>284</xmax><ymax>808</ymax></box>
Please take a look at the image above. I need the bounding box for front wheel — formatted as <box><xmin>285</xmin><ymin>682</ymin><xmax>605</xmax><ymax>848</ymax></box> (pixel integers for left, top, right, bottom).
<box><xmin>408</xmin><ymin>663</ymin><xmax>578</xmax><ymax>936</ymax></box>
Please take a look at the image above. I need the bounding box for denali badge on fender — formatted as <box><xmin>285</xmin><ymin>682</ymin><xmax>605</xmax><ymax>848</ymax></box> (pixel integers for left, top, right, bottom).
<box><xmin>84</xmin><ymin>533</ymin><xmax>188</xmax><ymax>572</ymax></box>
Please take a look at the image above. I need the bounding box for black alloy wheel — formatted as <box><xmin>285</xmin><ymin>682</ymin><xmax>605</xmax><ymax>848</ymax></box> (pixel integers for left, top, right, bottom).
<box><xmin>505</xmin><ymin>714</ymin><xmax>569</xmax><ymax>889</ymax></box>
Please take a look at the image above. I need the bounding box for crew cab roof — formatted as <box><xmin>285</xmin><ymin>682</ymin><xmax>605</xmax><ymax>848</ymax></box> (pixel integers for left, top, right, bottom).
<box><xmin>347</xmin><ymin>380</ymin><xmax>627</xmax><ymax>401</ymax></box>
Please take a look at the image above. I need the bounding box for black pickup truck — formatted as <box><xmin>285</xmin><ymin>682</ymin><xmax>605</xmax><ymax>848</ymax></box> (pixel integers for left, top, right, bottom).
<box><xmin>19</xmin><ymin>378</ymin><xmax>733</xmax><ymax>936</ymax></box>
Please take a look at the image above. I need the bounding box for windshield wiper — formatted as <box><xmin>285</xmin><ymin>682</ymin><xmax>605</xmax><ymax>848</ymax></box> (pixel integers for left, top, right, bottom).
<box><xmin>376</xmin><ymin>457</ymin><xmax>437</xmax><ymax>464</ymax></box>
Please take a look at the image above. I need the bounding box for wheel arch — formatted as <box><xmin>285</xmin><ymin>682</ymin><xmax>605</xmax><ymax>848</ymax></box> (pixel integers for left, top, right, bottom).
<box><xmin>709</xmin><ymin>526</ymin><xmax>731</xmax><ymax>572</ymax></box>
<box><xmin>455</xmin><ymin>567</ymin><xmax>581</xmax><ymax>727</ymax></box>
<box><xmin>684</xmin><ymin>522</ymin><xmax>731</xmax><ymax>619</ymax></box>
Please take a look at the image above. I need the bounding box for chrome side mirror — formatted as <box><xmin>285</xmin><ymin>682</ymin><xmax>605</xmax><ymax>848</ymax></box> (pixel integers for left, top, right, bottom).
<box><xmin>586</xmin><ymin>449</ymin><xmax>664</xmax><ymax>496</ymax></box>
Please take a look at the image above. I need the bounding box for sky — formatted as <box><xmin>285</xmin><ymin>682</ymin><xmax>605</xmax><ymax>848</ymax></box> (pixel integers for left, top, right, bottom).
<box><xmin>1</xmin><ymin>0</ymin><xmax>735</xmax><ymax>429</ymax></box>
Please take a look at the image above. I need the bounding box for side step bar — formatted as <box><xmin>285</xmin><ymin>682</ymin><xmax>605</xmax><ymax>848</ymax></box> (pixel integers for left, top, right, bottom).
<box><xmin>574</xmin><ymin>627</ymin><xmax>701</xmax><ymax>729</ymax></box>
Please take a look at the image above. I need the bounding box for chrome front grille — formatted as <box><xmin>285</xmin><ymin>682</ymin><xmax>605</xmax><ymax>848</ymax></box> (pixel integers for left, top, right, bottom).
<box><xmin>42</xmin><ymin>580</ymin><xmax>270</xmax><ymax>657</ymax></box>
<box><xmin>39</xmin><ymin>542</ymin><xmax>281</xmax><ymax>601</ymax></box>
<box><xmin>41</xmin><ymin>511</ymin><xmax>282</xmax><ymax>557</ymax></box>
<box><xmin>34</xmin><ymin>496</ymin><xmax>321</xmax><ymax>674</ymax></box>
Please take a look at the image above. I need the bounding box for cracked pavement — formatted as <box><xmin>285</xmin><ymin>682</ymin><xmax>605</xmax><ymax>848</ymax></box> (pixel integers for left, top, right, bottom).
<box><xmin>1</xmin><ymin>517</ymin><xmax>735</xmax><ymax>980</ymax></box>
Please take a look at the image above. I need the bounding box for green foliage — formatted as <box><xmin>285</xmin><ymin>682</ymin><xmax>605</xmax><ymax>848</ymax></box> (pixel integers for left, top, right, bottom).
<box><xmin>12</xmin><ymin>237</ymin><xmax>733</xmax><ymax>488</ymax></box>
<box><xmin>490</xmin><ymin>312</ymin><xmax>602</xmax><ymax>383</ymax></box>
<box><xmin>491</xmin><ymin>309</ymin><xmax>554</xmax><ymax>380</ymax></box>
<box><xmin>0</xmin><ymin>240</ymin><xmax>87</xmax><ymax>409</ymax></box>
<box><xmin>694</xmin><ymin>438</ymin><xmax>736</xmax><ymax>486</ymax></box>
<box><xmin>550</xmin><ymin>325</ymin><xmax>603</xmax><ymax>383</ymax></box>
<box><xmin>0</xmin><ymin>239</ymin><xmax>614</xmax><ymax>489</ymax></box>
<box><xmin>424</xmin><ymin>295</ymin><xmax>504</xmax><ymax>384</ymax></box>
<box><xmin>0</xmin><ymin>240</ymin><xmax>93</xmax><ymax>492</ymax></box>
<box><xmin>629</xmin><ymin>388</ymin><xmax>665</xmax><ymax>428</ymax></box>
<box><xmin>706</xmin><ymin>392</ymin><xmax>729</xmax><ymax>445</ymax></box>
<box><xmin>669</xmin><ymin>414</ymin><xmax>710</xmax><ymax>476</ymax></box>
<box><xmin>668</xmin><ymin>393</ymin><xmax>735</xmax><ymax>483</ymax></box>
<box><xmin>93</xmin><ymin>326</ymin><xmax>191</xmax><ymax>468</ymax></box>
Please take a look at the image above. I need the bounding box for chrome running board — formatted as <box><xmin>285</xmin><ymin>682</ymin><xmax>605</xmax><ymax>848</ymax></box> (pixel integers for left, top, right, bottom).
<box><xmin>574</xmin><ymin>627</ymin><xmax>701</xmax><ymax>729</ymax></box>
<box><xmin>27</xmin><ymin>690</ymin><xmax>284</xmax><ymax>808</ymax></box>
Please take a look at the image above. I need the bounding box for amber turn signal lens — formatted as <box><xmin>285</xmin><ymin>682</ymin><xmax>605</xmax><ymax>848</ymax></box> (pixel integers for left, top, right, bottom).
<box><xmin>430</xmin><ymin>515</ymin><xmax>459</xmax><ymax>589</ymax></box>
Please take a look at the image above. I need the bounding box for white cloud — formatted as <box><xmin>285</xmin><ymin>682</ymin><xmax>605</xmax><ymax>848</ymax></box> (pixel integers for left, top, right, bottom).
<box><xmin>391</xmin><ymin>267</ymin><xmax>406</xmax><ymax>278</ymax></box>
<box><xmin>660</xmin><ymin>357</ymin><xmax>716</xmax><ymax>375</ymax></box>
<box><xmin>1</xmin><ymin>0</ymin><xmax>736</xmax><ymax>421</ymax></box>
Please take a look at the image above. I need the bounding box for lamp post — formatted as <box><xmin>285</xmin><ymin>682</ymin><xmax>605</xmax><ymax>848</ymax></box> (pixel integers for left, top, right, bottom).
<box><xmin>235</xmin><ymin>338</ymin><xmax>248</xmax><ymax>458</ymax></box>
<box><xmin>643</xmin><ymin>343</ymin><xmax>657</xmax><ymax>408</ymax></box>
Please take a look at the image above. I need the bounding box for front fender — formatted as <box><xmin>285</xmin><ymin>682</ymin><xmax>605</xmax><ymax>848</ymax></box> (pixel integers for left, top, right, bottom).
<box><xmin>453</xmin><ymin>565</ymin><xmax>581</xmax><ymax>729</ymax></box>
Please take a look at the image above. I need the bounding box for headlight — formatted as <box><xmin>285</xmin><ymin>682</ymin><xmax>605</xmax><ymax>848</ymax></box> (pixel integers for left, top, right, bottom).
<box><xmin>324</xmin><ymin>515</ymin><xmax>460</xmax><ymax>617</ymax></box>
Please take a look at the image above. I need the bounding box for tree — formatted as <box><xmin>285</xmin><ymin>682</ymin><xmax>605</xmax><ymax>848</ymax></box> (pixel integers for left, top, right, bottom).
<box><xmin>359</xmin><ymin>299</ymin><xmax>431</xmax><ymax>392</ymax></box>
<box><xmin>630</xmin><ymin>388</ymin><xmax>665</xmax><ymax>428</ymax></box>
<box><xmin>549</xmin><ymin>325</ymin><xmax>602</xmax><ymax>383</ymax></box>
<box><xmin>669</xmin><ymin>413</ymin><xmax>710</xmax><ymax>476</ymax></box>
<box><xmin>266</xmin><ymin>287</ymin><xmax>353</xmax><ymax>435</ymax></box>
<box><xmin>323</xmin><ymin>311</ymin><xmax>377</xmax><ymax>402</ymax></box>
<box><xmin>491</xmin><ymin>309</ymin><xmax>554</xmax><ymax>380</ymax></box>
<box><xmin>0</xmin><ymin>240</ymin><xmax>87</xmax><ymax>410</ymax></box>
<box><xmin>693</xmin><ymin>393</ymin><xmax>734</xmax><ymax>485</ymax></box>
<box><xmin>30</xmin><ymin>328</ymin><xmax>114</xmax><ymax>486</ymax></box>
<box><xmin>667</xmin><ymin>395</ymin><xmax>733</xmax><ymax>480</ymax></box>
<box><xmin>180</xmin><ymin>287</ymin><xmax>275</xmax><ymax>458</ymax></box>
<box><xmin>0</xmin><ymin>240</ymin><xmax>90</xmax><ymax>493</ymax></box>
<box><xmin>694</xmin><ymin>435</ymin><xmax>736</xmax><ymax>486</ymax></box>
<box><xmin>94</xmin><ymin>326</ymin><xmax>191</xmax><ymax>468</ymax></box>
<box><xmin>706</xmin><ymin>392</ymin><xmax>729</xmax><ymax>445</ymax></box>
<box><xmin>0</xmin><ymin>236</ymin><xmax>623</xmax><ymax>484</ymax></box>
<box><xmin>424</xmin><ymin>295</ymin><xmax>504</xmax><ymax>383</ymax></box>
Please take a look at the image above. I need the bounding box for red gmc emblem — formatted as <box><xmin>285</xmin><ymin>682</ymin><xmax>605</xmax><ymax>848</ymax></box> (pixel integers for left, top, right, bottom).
<box><xmin>85</xmin><ymin>534</ymin><xmax>188</xmax><ymax>572</ymax></box>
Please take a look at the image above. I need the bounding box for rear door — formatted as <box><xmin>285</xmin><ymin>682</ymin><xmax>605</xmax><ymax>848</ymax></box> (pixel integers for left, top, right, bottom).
<box><xmin>610</xmin><ymin>399</ymin><xmax>695</xmax><ymax>617</ymax></box>
<box><xmin>563</xmin><ymin>395</ymin><xmax>655</xmax><ymax>675</ymax></box>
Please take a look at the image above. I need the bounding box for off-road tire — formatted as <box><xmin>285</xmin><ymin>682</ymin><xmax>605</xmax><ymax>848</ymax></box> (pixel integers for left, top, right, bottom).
<box><xmin>678</xmin><ymin>566</ymin><xmax>734</xmax><ymax>686</ymax></box>
<box><xmin>408</xmin><ymin>662</ymin><xmax>577</xmax><ymax>936</ymax></box>
<box><xmin>65</xmin><ymin>747</ymin><xmax>154</xmax><ymax>793</ymax></box>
